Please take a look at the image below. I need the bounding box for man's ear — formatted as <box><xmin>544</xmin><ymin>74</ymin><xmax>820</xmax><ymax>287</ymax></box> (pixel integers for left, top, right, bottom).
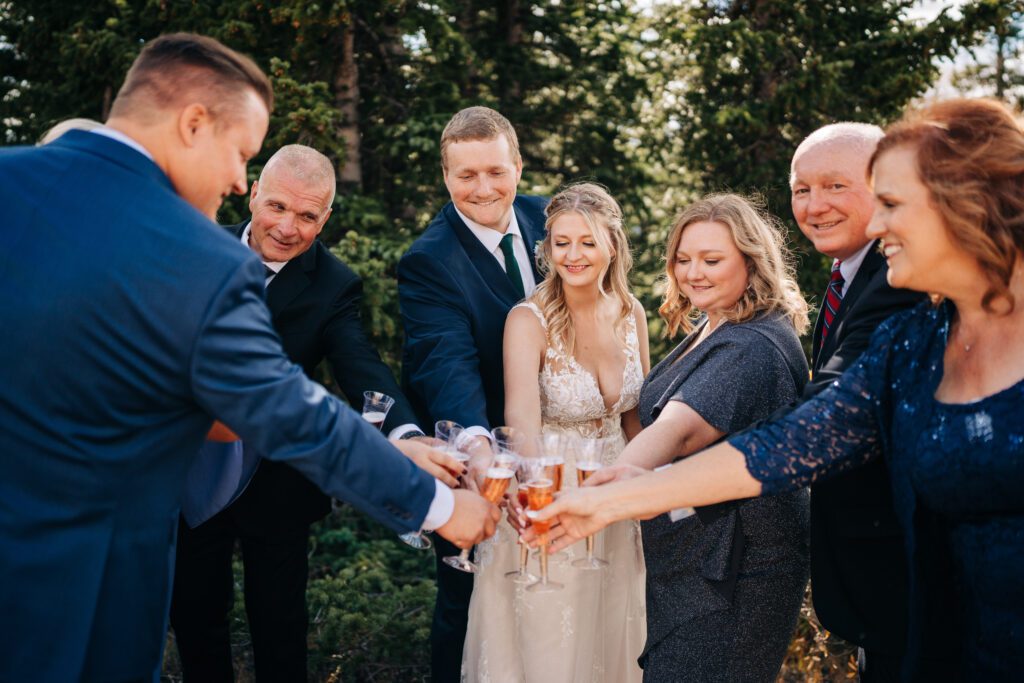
<box><xmin>177</xmin><ymin>103</ymin><xmax>211</xmax><ymax>147</ymax></box>
<box><xmin>248</xmin><ymin>180</ymin><xmax>260</xmax><ymax>213</ymax></box>
<box><xmin>315</xmin><ymin>208</ymin><xmax>333</xmax><ymax>236</ymax></box>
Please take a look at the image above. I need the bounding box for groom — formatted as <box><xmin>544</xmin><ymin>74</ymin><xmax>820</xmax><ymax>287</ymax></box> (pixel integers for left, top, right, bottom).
<box><xmin>398</xmin><ymin>106</ymin><xmax>547</xmax><ymax>682</ymax></box>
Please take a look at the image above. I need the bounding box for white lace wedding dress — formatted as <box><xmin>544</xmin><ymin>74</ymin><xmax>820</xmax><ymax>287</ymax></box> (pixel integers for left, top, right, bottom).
<box><xmin>461</xmin><ymin>302</ymin><xmax>647</xmax><ymax>683</ymax></box>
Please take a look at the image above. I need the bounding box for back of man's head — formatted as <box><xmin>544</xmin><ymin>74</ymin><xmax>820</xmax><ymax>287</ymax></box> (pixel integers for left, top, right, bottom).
<box><xmin>790</xmin><ymin>122</ymin><xmax>884</xmax><ymax>187</ymax></box>
<box><xmin>109</xmin><ymin>33</ymin><xmax>273</xmax><ymax>127</ymax></box>
<box><xmin>261</xmin><ymin>144</ymin><xmax>337</xmax><ymax>206</ymax></box>
<box><xmin>440</xmin><ymin>106</ymin><xmax>520</xmax><ymax>171</ymax></box>
<box><xmin>39</xmin><ymin>118</ymin><xmax>103</xmax><ymax>145</ymax></box>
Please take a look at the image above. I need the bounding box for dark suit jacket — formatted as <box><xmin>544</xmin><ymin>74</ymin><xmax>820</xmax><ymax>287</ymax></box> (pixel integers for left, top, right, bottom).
<box><xmin>398</xmin><ymin>197</ymin><xmax>547</xmax><ymax>428</ymax></box>
<box><xmin>224</xmin><ymin>222</ymin><xmax>421</xmax><ymax>534</ymax></box>
<box><xmin>806</xmin><ymin>243</ymin><xmax>926</xmax><ymax>653</ymax></box>
<box><xmin>0</xmin><ymin>131</ymin><xmax>436</xmax><ymax>681</ymax></box>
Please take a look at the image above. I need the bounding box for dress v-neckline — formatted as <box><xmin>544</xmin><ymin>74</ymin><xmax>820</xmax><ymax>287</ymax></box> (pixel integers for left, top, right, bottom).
<box><xmin>564</xmin><ymin>313</ymin><xmax>638</xmax><ymax>414</ymax></box>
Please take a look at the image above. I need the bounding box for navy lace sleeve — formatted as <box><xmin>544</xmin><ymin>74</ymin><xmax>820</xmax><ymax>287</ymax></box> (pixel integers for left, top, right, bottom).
<box><xmin>729</xmin><ymin>310</ymin><xmax>909</xmax><ymax>495</ymax></box>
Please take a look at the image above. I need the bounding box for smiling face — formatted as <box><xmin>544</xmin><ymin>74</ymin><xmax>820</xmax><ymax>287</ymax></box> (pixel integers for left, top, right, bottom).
<box><xmin>443</xmin><ymin>135</ymin><xmax>523</xmax><ymax>232</ymax></box>
<box><xmin>867</xmin><ymin>145</ymin><xmax>977</xmax><ymax>295</ymax></box>
<box><xmin>791</xmin><ymin>141</ymin><xmax>876</xmax><ymax>260</ymax></box>
<box><xmin>549</xmin><ymin>211</ymin><xmax>611</xmax><ymax>290</ymax></box>
<box><xmin>673</xmin><ymin>220</ymin><xmax>750</xmax><ymax>319</ymax></box>
<box><xmin>247</xmin><ymin>165</ymin><xmax>333</xmax><ymax>262</ymax></box>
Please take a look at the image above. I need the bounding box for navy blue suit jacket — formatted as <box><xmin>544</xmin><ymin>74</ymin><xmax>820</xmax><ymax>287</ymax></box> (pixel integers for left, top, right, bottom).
<box><xmin>807</xmin><ymin>242</ymin><xmax>925</xmax><ymax>653</ymax></box>
<box><xmin>398</xmin><ymin>198</ymin><xmax>547</xmax><ymax>429</ymax></box>
<box><xmin>182</xmin><ymin>223</ymin><xmax>422</xmax><ymax>531</ymax></box>
<box><xmin>0</xmin><ymin>131</ymin><xmax>435</xmax><ymax>682</ymax></box>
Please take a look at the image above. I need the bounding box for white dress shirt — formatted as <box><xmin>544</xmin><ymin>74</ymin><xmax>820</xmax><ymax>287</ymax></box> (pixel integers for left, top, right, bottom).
<box><xmin>836</xmin><ymin>240</ymin><xmax>874</xmax><ymax>297</ymax></box>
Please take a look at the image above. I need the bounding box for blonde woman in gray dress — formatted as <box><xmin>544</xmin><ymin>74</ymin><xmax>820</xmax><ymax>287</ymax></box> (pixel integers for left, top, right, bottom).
<box><xmin>461</xmin><ymin>183</ymin><xmax>650</xmax><ymax>682</ymax></box>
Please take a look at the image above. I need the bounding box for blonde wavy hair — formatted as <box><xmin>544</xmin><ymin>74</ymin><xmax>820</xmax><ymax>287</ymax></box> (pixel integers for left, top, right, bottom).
<box><xmin>531</xmin><ymin>183</ymin><xmax>634</xmax><ymax>352</ymax></box>
<box><xmin>659</xmin><ymin>193</ymin><xmax>809</xmax><ymax>338</ymax></box>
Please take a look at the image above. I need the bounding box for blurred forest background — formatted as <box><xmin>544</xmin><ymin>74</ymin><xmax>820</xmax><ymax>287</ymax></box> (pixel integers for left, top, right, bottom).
<box><xmin>2</xmin><ymin>1</ymin><xmax>1021</xmax><ymax>680</ymax></box>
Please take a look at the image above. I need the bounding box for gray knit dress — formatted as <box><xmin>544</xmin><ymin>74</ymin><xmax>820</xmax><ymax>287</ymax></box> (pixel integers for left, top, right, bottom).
<box><xmin>637</xmin><ymin>311</ymin><xmax>810</xmax><ymax>682</ymax></box>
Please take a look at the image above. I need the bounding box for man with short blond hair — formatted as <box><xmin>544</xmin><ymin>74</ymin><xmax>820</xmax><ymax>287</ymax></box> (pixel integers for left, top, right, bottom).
<box><xmin>399</xmin><ymin>106</ymin><xmax>547</xmax><ymax>682</ymax></box>
<box><xmin>0</xmin><ymin>34</ymin><xmax>496</xmax><ymax>682</ymax></box>
<box><xmin>790</xmin><ymin>122</ymin><xmax>924</xmax><ymax>682</ymax></box>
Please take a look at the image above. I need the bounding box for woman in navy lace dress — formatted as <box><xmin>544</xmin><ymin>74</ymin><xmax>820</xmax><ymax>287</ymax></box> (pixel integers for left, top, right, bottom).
<box><xmin>535</xmin><ymin>98</ymin><xmax>1024</xmax><ymax>682</ymax></box>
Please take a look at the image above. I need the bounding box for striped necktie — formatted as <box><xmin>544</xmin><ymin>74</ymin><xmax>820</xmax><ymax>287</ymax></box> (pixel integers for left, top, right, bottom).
<box><xmin>820</xmin><ymin>260</ymin><xmax>844</xmax><ymax>349</ymax></box>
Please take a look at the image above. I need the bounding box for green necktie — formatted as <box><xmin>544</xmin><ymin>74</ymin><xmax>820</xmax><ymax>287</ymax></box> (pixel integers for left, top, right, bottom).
<box><xmin>499</xmin><ymin>233</ymin><xmax>526</xmax><ymax>299</ymax></box>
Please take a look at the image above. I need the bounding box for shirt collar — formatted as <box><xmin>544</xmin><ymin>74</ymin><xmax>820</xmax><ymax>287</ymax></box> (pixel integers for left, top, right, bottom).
<box><xmin>241</xmin><ymin>222</ymin><xmax>288</xmax><ymax>273</ymax></box>
<box><xmin>454</xmin><ymin>205</ymin><xmax>522</xmax><ymax>253</ymax></box>
<box><xmin>836</xmin><ymin>240</ymin><xmax>873</xmax><ymax>287</ymax></box>
<box><xmin>89</xmin><ymin>127</ymin><xmax>154</xmax><ymax>161</ymax></box>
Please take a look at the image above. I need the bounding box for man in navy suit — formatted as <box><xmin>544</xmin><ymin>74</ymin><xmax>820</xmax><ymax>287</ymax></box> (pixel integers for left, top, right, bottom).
<box><xmin>790</xmin><ymin>123</ymin><xmax>925</xmax><ymax>682</ymax></box>
<box><xmin>398</xmin><ymin>106</ymin><xmax>548</xmax><ymax>682</ymax></box>
<box><xmin>0</xmin><ymin>33</ymin><xmax>497</xmax><ymax>683</ymax></box>
<box><xmin>170</xmin><ymin>145</ymin><xmax>460</xmax><ymax>682</ymax></box>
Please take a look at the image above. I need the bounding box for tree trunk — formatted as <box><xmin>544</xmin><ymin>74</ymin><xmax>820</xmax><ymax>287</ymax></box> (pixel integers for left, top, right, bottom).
<box><xmin>496</xmin><ymin>0</ymin><xmax>523</xmax><ymax>103</ymax></box>
<box><xmin>334</xmin><ymin>20</ymin><xmax>363</xmax><ymax>189</ymax></box>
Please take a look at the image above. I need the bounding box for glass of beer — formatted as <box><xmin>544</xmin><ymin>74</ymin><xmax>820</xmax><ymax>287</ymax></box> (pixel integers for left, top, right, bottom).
<box><xmin>443</xmin><ymin>449</ymin><xmax>515</xmax><ymax>573</ymax></box>
<box><xmin>525</xmin><ymin>476</ymin><xmax>563</xmax><ymax>592</ymax></box>
<box><xmin>361</xmin><ymin>391</ymin><xmax>395</xmax><ymax>430</ymax></box>
<box><xmin>571</xmin><ymin>437</ymin><xmax>610</xmax><ymax>569</ymax></box>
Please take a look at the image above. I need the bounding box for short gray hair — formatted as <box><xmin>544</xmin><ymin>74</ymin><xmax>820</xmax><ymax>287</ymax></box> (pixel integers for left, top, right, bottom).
<box><xmin>38</xmin><ymin>118</ymin><xmax>103</xmax><ymax>145</ymax></box>
<box><xmin>260</xmin><ymin>144</ymin><xmax>336</xmax><ymax>206</ymax></box>
<box><xmin>790</xmin><ymin>122</ymin><xmax>884</xmax><ymax>187</ymax></box>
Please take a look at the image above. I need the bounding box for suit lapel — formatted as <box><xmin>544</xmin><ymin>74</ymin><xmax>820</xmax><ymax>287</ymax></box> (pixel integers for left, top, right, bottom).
<box><xmin>444</xmin><ymin>203</ymin><xmax>522</xmax><ymax>306</ymax></box>
<box><xmin>227</xmin><ymin>220</ymin><xmax>315</xmax><ymax>315</ymax></box>
<box><xmin>266</xmin><ymin>243</ymin><xmax>316</xmax><ymax>315</ymax></box>
<box><xmin>514</xmin><ymin>200</ymin><xmax>546</xmax><ymax>285</ymax></box>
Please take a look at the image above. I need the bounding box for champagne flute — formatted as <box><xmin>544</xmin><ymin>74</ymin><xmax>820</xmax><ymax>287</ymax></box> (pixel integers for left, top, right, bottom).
<box><xmin>443</xmin><ymin>447</ymin><xmax>514</xmax><ymax>573</ymax></box>
<box><xmin>537</xmin><ymin>432</ymin><xmax>565</xmax><ymax>493</ymax></box>
<box><xmin>364</xmin><ymin>392</ymin><xmax>431</xmax><ymax>550</ymax></box>
<box><xmin>525</xmin><ymin>476</ymin><xmax>563</xmax><ymax>592</ymax></box>
<box><xmin>491</xmin><ymin>427</ymin><xmax>539</xmax><ymax>584</ymax></box>
<box><xmin>571</xmin><ymin>437</ymin><xmax>610</xmax><ymax>569</ymax></box>
<box><xmin>435</xmin><ymin>420</ymin><xmax>471</xmax><ymax>486</ymax></box>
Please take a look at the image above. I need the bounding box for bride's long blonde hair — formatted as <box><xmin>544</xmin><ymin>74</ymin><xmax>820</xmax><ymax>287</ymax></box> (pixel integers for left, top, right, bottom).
<box><xmin>531</xmin><ymin>183</ymin><xmax>635</xmax><ymax>352</ymax></box>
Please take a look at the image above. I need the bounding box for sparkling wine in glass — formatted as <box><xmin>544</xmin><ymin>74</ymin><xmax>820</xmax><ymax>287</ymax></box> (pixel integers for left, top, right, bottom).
<box><xmin>443</xmin><ymin>458</ymin><xmax>514</xmax><ymax>573</ymax></box>
<box><xmin>525</xmin><ymin>477</ymin><xmax>562</xmax><ymax>592</ymax></box>
<box><xmin>490</xmin><ymin>426</ymin><xmax>539</xmax><ymax>584</ymax></box>
<box><xmin>571</xmin><ymin>437</ymin><xmax>610</xmax><ymax>570</ymax></box>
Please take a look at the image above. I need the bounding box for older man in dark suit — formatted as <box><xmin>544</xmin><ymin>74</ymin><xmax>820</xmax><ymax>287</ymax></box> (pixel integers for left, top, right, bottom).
<box><xmin>398</xmin><ymin>106</ymin><xmax>547</xmax><ymax>682</ymax></box>
<box><xmin>0</xmin><ymin>34</ymin><xmax>497</xmax><ymax>683</ymax></box>
<box><xmin>170</xmin><ymin>145</ymin><xmax>459</xmax><ymax>682</ymax></box>
<box><xmin>790</xmin><ymin>123</ymin><xmax>926</xmax><ymax>682</ymax></box>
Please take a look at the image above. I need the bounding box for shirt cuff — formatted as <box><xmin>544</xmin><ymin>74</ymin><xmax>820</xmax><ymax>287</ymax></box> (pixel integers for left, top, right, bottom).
<box><xmin>463</xmin><ymin>425</ymin><xmax>493</xmax><ymax>441</ymax></box>
<box><xmin>421</xmin><ymin>479</ymin><xmax>455</xmax><ymax>531</ymax></box>
<box><xmin>387</xmin><ymin>423</ymin><xmax>423</xmax><ymax>440</ymax></box>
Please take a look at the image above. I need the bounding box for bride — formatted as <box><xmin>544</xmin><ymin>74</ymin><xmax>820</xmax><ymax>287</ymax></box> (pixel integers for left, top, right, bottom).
<box><xmin>462</xmin><ymin>183</ymin><xmax>649</xmax><ymax>682</ymax></box>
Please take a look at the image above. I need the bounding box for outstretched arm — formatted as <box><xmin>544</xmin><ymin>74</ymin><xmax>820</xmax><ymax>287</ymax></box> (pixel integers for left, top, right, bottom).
<box><xmin>536</xmin><ymin>441</ymin><xmax>759</xmax><ymax>551</ymax></box>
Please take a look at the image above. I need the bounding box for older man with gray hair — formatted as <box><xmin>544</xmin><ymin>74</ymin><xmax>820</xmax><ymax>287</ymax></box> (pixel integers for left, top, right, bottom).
<box><xmin>171</xmin><ymin>144</ymin><xmax>461</xmax><ymax>682</ymax></box>
<box><xmin>790</xmin><ymin>123</ymin><xmax>925</xmax><ymax>682</ymax></box>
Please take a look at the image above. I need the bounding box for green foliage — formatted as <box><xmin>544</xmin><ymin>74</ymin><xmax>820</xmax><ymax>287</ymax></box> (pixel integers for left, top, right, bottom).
<box><xmin>2</xmin><ymin>2</ymin><xmax>992</xmax><ymax>678</ymax></box>
<box><xmin>954</xmin><ymin>0</ymin><xmax>1024</xmax><ymax>108</ymax></box>
<box><xmin>652</xmin><ymin>0</ymin><xmax>967</xmax><ymax>306</ymax></box>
